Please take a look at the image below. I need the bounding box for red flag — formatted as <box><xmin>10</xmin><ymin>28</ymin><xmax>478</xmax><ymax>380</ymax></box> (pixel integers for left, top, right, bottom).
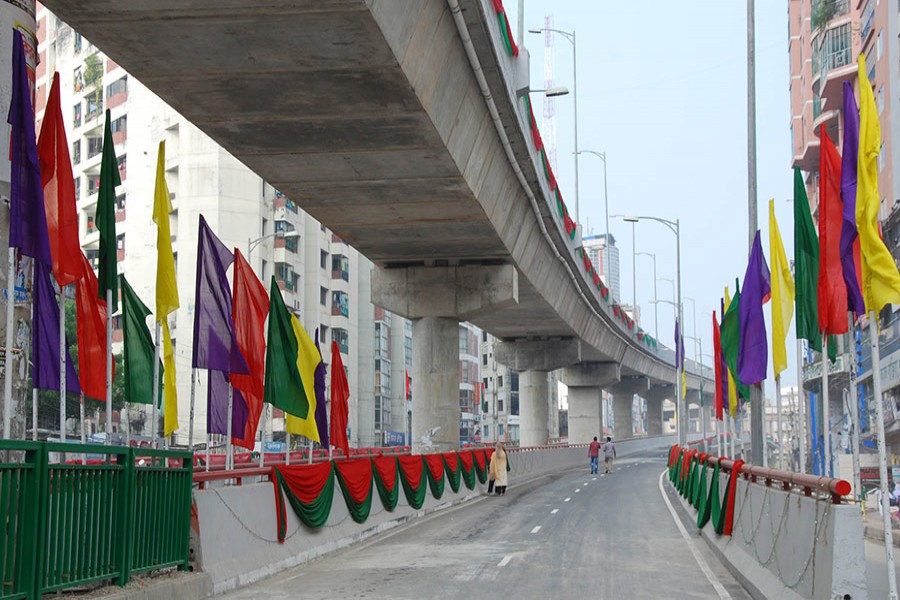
<box><xmin>330</xmin><ymin>340</ymin><xmax>350</xmax><ymax>457</ymax></box>
<box><xmin>75</xmin><ymin>253</ymin><xmax>112</xmax><ymax>400</ymax></box>
<box><xmin>230</xmin><ymin>249</ymin><xmax>269</xmax><ymax>450</ymax></box>
<box><xmin>712</xmin><ymin>310</ymin><xmax>723</xmax><ymax>421</ymax></box>
<box><xmin>817</xmin><ymin>126</ymin><xmax>848</xmax><ymax>335</ymax></box>
<box><xmin>406</xmin><ymin>370</ymin><xmax>411</xmax><ymax>400</ymax></box>
<box><xmin>37</xmin><ymin>72</ymin><xmax>80</xmax><ymax>286</ymax></box>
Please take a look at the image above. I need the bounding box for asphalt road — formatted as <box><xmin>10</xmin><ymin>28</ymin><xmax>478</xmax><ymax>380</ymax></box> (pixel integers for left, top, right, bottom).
<box><xmin>218</xmin><ymin>449</ymin><xmax>752</xmax><ymax>599</ymax></box>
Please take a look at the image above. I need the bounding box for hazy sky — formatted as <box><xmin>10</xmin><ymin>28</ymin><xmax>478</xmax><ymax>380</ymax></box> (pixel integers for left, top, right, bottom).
<box><xmin>505</xmin><ymin>1</ymin><xmax>796</xmax><ymax>401</ymax></box>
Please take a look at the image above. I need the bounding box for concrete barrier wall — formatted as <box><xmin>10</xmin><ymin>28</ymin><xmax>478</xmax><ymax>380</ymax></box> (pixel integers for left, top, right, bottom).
<box><xmin>194</xmin><ymin>435</ymin><xmax>677</xmax><ymax>594</ymax></box>
<box><xmin>685</xmin><ymin>471</ymin><xmax>866</xmax><ymax>600</ymax></box>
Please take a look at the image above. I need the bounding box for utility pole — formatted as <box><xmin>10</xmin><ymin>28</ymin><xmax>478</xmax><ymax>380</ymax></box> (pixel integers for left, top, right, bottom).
<box><xmin>747</xmin><ymin>0</ymin><xmax>763</xmax><ymax>466</ymax></box>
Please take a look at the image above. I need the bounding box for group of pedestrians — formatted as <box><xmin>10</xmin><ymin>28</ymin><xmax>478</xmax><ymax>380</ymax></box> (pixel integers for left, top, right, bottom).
<box><xmin>588</xmin><ymin>436</ymin><xmax>616</xmax><ymax>474</ymax></box>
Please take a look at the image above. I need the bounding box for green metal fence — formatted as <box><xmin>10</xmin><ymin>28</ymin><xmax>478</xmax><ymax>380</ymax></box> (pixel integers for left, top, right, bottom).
<box><xmin>0</xmin><ymin>441</ymin><xmax>192</xmax><ymax>600</ymax></box>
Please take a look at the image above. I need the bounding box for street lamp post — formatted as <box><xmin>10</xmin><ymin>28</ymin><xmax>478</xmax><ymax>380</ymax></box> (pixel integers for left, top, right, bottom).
<box><xmin>636</xmin><ymin>252</ymin><xmax>657</xmax><ymax>341</ymax></box>
<box><xmin>578</xmin><ymin>150</ymin><xmax>610</xmax><ymax>273</ymax></box>
<box><xmin>620</xmin><ymin>215</ymin><xmax>682</xmax><ymax>445</ymax></box>
<box><xmin>247</xmin><ymin>228</ymin><xmax>300</xmax><ymax>465</ymax></box>
<box><xmin>529</xmin><ymin>27</ymin><xmax>578</xmax><ymax>221</ymax></box>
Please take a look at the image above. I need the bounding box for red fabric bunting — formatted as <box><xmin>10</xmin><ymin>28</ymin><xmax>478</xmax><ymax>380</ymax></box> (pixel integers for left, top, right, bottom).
<box><xmin>372</xmin><ymin>455</ymin><xmax>398</xmax><ymax>492</ymax></box>
<box><xmin>334</xmin><ymin>458</ymin><xmax>373</xmax><ymax>504</ymax></box>
<box><xmin>398</xmin><ymin>455</ymin><xmax>425</xmax><ymax>489</ymax></box>
<box><xmin>458</xmin><ymin>450</ymin><xmax>474</xmax><ymax>472</ymax></box>
<box><xmin>275</xmin><ymin>462</ymin><xmax>334</xmax><ymax>504</ymax></box>
<box><xmin>424</xmin><ymin>454</ymin><xmax>445</xmax><ymax>482</ymax></box>
<box><xmin>723</xmin><ymin>460</ymin><xmax>745</xmax><ymax>536</ymax></box>
<box><xmin>442</xmin><ymin>452</ymin><xmax>459</xmax><ymax>474</ymax></box>
<box><xmin>474</xmin><ymin>449</ymin><xmax>487</xmax><ymax>471</ymax></box>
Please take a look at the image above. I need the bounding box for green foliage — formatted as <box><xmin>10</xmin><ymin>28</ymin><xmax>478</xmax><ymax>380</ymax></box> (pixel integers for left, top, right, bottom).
<box><xmin>811</xmin><ymin>0</ymin><xmax>838</xmax><ymax>31</ymax></box>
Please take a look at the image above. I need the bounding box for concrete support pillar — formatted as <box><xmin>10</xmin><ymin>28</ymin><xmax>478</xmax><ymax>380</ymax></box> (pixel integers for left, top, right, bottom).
<box><xmin>646</xmin><ymin>397</ymin><xmax>664</xmax><ymax>436</ymax></box>
<box><xmin>567</xmin><ymin>386</ymin><xmax>602</xmax><ymax>445</ymax></box>
<box><xmin>519</xmin><ymin>370</ymin><xmax>550</xmax><ymax>447</ymax></box>
<box><xmin>613</xmin><ymin>394</ymin><xmax>634</xmax><ymax>439</ymax></box>
<box><xmin>411</xmin><ymin>316</ymin><xmax>459</xmax><ymax>453</ymax></box>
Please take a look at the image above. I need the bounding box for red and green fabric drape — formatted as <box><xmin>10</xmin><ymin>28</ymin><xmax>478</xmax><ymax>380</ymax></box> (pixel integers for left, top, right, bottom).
<box><xmin>667</xmin><ymin>447</ymin><xmax>743</xmax><ymax>538</ymax></box>
<box><xmin>491</xmin><ymin>0</ymin><xmax>519</xmax><ymax>57</ymax></box>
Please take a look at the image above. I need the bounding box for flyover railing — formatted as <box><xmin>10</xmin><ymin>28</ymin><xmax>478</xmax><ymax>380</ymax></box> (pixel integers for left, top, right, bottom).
<box><xmin>0</xmin><ymin>440</ymin><xmax>192</xmax><ymax>600</ymax></box>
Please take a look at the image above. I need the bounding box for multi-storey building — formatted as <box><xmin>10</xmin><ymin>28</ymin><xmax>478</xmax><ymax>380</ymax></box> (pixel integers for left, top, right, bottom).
<box><xmin>583</xmin><ymin>233</ymin><xmax>620</xmax><ymax>303</ymax></box>
<box><xmin>789</xmin><ymin>0</ymin><xmax>900</xmax><ymax>467</ymax></box>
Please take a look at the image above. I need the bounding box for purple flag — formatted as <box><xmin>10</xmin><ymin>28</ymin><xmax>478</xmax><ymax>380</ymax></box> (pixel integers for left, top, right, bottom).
<box><xmin>737</xmin><ymin>231</ymin><xmax>771</xmax><ymax>385</ymax></box>
<box><xmin>840</xmin><ymin>81</ymin><xmax>866</xmax><ymax>317</ymax></box>
<box><xmin>674</xmin><ymin>319</ymin><xmax>681</xmax><ymax>369</ymax></box>
<box><xmin>191</xmin><ymin>215</ymin><xmax>249</xmax><ymax>374</ymax></box>
<box><xmin>8</xmin><ymin>30</ymin><xmax>50</xmax><ymax>265</ymax></box>
<box><xmin>314</xmin><ymin>330</ymin><xmax>329</xmax><ymax>448</ymax></box>
<box><xmin>32</xmin><ymin>260</ymin><xmax>80</xmax><ymax>393</ymax></box>
<box><xmin>207</xmin><ymin>369</ymin><xmax>249</xmax><ymax>437</ymax></box>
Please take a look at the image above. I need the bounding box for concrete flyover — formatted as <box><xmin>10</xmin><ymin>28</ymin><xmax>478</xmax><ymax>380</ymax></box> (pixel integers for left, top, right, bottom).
<box><xmin>43</xmin><ymin>0</ymin><xmax>711</xmax><ymax>449</ymax></box>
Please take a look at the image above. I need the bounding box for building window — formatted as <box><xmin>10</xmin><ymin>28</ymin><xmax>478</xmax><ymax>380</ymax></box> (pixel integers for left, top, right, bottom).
<box><xmin>116</xmin><ymin>154</ymin><xmax>127</xmax><ymax>179</ymax></box>
<box><xmin>332</xmin><ymin>291</ymin><xmax>349</xmax><ymax>317</ymax></box>
<box><xmin>73</xmin><ymin>66</ymin><xmax>84</xmax><ymax>92</ymax></box>
<box><xmin>87</xmin><ymin>136</ymin><xmax>102</xmax><ymax>159</ymax></box>
<box><xmin>878</xmin><ymin>86</ymin><xmax>884</xmax><ymax>113</ymax></box>
<box><xmin>320</xmin><ymin>286</ymin><xmax>327</xmax><ymax>306</ymax></box>
<box><xmin>115</xmin><ymin>194</ymin><xmax>125</xmax><ymax>211</ymax></box>
<box><xmin>877</xmin><ymin>30</ymin><xmax>883</xmax><ymax>60</ymax></box>
<box><xmin>331</xmin><ymin>254</ymin><xmax>349</xmax><ymax>281</ymax></box>
<box><xmin>73</xmin><ymin>103</ymin><xmax>81</xmax><ymax>128</ymax></box>
<box><xmin>116</xmin><ymin>233</ymin><xmax>125</xmax><ymax>251</ymax></box>
<box><xmin>74</xmin><ymin>32</ymin><xmax>82</xmax><ymax>52</ymax></box>
<box><xmin>85</xmin><ymin>94</ymin><xmax>102</xmax><ymax>122</ymax></box>
<box><xmin>320</xmin><ymin>250</ymin><xmax>328</xmax><ymax>269</ymax></box>
<box><xmin>110</xmin><ymin>115</ymin><xmax>127</xmax><ymax>134</ymax></box>
<box><xmin>482</xmin><ymin>354</ymin><xmax>487</xmax><ymax>366</ymax></box>
<box><xmin>74</xmin><ymin>176</ymin><xmax>81</xmax><ymax>203</ymax></box>
<box><xmin>498</xmin><ymin>375</ymin><xmax>503</xmax><ymax>388</ymax></box>
<box><xmin>72</xmin><ymin>140</ymin><xmax>81</xmax><ymax>164</ymax></box>
<box><xmin>106</xmin><ymin>76</ymin><xmax>127</xmax><ymax>98</ymax></box>
<box><xmin>332</xmin><ymin>328</ymin><xmax>349</xmax><ymax>354</ymax></box>
<box><xmin>87</xmin><ymin>174</ymin><xmax>100</xmax><ymax>196</ymax></box>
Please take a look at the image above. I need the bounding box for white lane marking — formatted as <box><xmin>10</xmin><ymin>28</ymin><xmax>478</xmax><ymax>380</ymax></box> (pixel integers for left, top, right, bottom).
<box><xmin>658</xmin><ymin>471</ymin><xmax>732</xmax><ymax>599</ymax></box>
<box><xmin>592</xmin><ymin>477</ymin><xmax>597</xmax><ymax>481</ymax></box>
<box><xmin>583</xmin><ymin>482</ymin><xmax>589</xmax><ymax>486</ymax></box>
<box><xmin>531</xmin><ymin>526</ymin><xmax>541</xmax><ymax>534</ymax></box>
<box><xmin>498</xmin><ymin>554</ymin><xmax>513</xmax><ymax>567</ymax></box>
<box><xmin>575</xmin><ymin>488</ymin><xmax>581</xmax><ymax>493</ymax></box>
<box><xmin>564</xmin><ymin>497</ymin><xmax>571</xmax><ymax>502</ymax></box>
<box><xmin>551</xmin><ymin>509</ymin><xmax>559</xmax><ymax>514</ymax></box>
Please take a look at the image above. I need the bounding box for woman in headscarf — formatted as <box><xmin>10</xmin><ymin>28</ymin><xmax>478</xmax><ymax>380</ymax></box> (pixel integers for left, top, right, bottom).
<box><xmin>488</xmin><ymin>442</ymin><xmax>508</xmax><ymax>496</ymax></box>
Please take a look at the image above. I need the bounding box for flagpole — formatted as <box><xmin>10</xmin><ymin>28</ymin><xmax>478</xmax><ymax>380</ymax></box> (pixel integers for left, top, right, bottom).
<box><xmin>59</xmin><ymin>284</ymin><xmax>66</xmax><ymax>446</ymax></box>
<box><xmin>79</xmin><ymin>392</ymin><xmax>86</xmax><ymax>465</ymax></box>
<box><xmin>869</xmin><ymin>310</ymin><xmax>898</xmax><ymax>599</ymax></box>
<box><xmin>105</xmin><ymin>289</ymin><xmax>112</xmax><ymax>445</ymax></box>
<box><xmin>189</xmin><ymin>367</ymin><xmax>196</xmax><ymax>451</ymax></box>
<box><xmin>796</xmin><ymin>340</ymin><xmax>807</xmax><ymax>473</ymax></box>
<box><xmin>722</xmin><ymin>412</ymin><xmax>729</xmax><ymax>458</ymax></box>
<box><xmin>258</xmin><ymin>405</ymin><xmax>266</xmax><ymax>467</ymax></box>
<box><xmin>848</xmin><ymin>313</ymin><xmax>862</xmax><ymax>501</ymax></box>
<box><xmin>775</xmin><ymin>375</ymin><xmax>783</xmax><ymax>469</ymax></box>
<box><xmin>31</xmin><ymin>388</ymin><xmax>37</xmax><ymax>441</ymax></box>
<box><xmin>308</xmin><ymin>439</ymin><xmax>313</xmax><ymax>465</ymax></box>
<box><xmin>151</xmin><ymin>321</ymin><xmax>161</xmax><ymax>448</ymax></box>
<box><xmin>226</xmin><ymin>382</ymin><xmax>234</xmax><ymax>471</ymax></box>
<box><xmin>821</xmin><ymin>333</ymin><xmax>832</xmax><ymax>477</ymax></box>
<box><xmin>4</xmin><ymin>247</ymin><xmax>17</xmax><ymax>439</ymax></box>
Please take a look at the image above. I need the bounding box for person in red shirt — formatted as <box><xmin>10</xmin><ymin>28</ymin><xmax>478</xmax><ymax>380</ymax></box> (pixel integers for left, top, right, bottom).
<box><xmin>588</xmin><ymin>436</ymin><xmax>601</xmax><ymax>474</ymax></box>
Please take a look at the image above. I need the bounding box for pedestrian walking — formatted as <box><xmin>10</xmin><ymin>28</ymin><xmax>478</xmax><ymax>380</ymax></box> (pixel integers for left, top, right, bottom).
<box><xmin>489</xmin><ymin>442</ymin><xmax>508</xmax><ymax>496</ymax></box>
<box><xmin>588</xmin><ymin>436</ymin><xmax>601</xmax><ymax>474</ymax></box>
<box><xmin>602</xmin><ymin>436</ymin><xmax>616</xmax><ymax>474</ymax></box>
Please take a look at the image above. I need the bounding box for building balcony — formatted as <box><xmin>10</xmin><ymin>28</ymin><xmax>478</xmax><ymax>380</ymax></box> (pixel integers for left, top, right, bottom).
<box><xmin>812</xmin><ymin>107</ymin><xmax>841</xmax><ymax>143</ymax></box>
<box><xmin>793</xmin><ymin>138</ymin><xmax>820</xmax><ymax>172</ymax></box>
<box><xmin>802</xmin><ymin>354</ymin><xmax>849</xmax><ymax>394</ymax></box>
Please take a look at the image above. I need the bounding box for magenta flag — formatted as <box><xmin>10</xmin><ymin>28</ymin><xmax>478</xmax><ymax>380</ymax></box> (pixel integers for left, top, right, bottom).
<box><xmin>191</xmin><ymin>215</ymin><xmax>249</xmax><ymax>374</ymax></box>
<box><xmin>840</xmin><ymin>81</ymin><xmax>865</xmax><ymax>317</ymax></box>
<box><xmin>737</xmin><ymin>231</ymin><xmax>771</xmax><ymax>385</ymax></box>
<box><xmin>8</xmin><ymin>30</ymin><xmax>50</xmax><ymax>265</ymax></box>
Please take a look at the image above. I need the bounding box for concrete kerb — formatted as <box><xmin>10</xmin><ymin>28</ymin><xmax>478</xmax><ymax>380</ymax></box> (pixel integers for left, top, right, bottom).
<box><xmin>666</xmin><ymin>468</ymin><xmax>867</xmax><ymax>600</ymax></box>
<box><xmin>194</xmin><ymin>435</ymin><xmax>679</xmax><ymax>596</ymax></box>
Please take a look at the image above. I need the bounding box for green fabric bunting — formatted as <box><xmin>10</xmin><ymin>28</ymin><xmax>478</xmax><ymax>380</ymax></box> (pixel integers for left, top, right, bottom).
<box><xmin>275</xmin><ymin>464</ymin><xmax>335</xmax><ymax>530</ymax></box>
<box><xmin>398</xmin><ymin>459</ymin><xmax>428</xmax><ymax>510</ymax></box>
<box><xmin>443</xmin><ymin>455</ymin><xmax>461</xmax><ymax>494</ymax></box>
<box><xmin>334</xmin><ymin>466</ymin><xmax>374</xmax><ymax>524</ymax></box>
<box><xmin>372</xmin><ymin>464</ymin><xmax>399</xmax><ymax>512</ymax></box>
<box><xmin>699</xmin><ymin>461</ymin><xmax>719</xmax><ymax>528</ymax></box>
<box><xmin>694</xmin><ymin>463</ymin><xmax>708</xmax><ymax>519</ymax></box>
<box><xmin>474</xmin><ymin>451</ymin><xmax>489</xmax><ymax>484</ymax></box>
<box><xmin>714</xmin><ymin>467</ymin><xmax>732</xmax><ymax>535</ymax></box>
<box><xmin>459</xmin><ymin>456</ymin><xmax>476</xmax><ymax>491</ymax></box>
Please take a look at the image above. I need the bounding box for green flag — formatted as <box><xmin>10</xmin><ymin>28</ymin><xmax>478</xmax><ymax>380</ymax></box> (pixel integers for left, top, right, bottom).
<box><xmin>721</xmin><ymin>279</ymin><xmax>751</xmax><ymax>402</ymax></box>
<box><xmin>263</xmin><ymin>276</ymin><xmax>310</xmax><ymax>418</ymax></box>
<box><xmin>95</xmin><ymin>109</ymin><xmax>121</xmax><ymax>311</ymax></box>
<box><xmin>120</xmin><ymin>276</ymin><xmax>161</xmax><ymax>405</ymax></box>
<box><xmin>794</xmin><ymin>167</ymin><xmax>822</xmax><ymax>352</ymax></box>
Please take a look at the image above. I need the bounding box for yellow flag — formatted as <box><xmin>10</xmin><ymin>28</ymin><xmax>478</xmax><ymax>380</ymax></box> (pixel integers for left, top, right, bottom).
<box><xmin>724</xmin><ymin>287</ymin><xmax>738</xmax><ymax>418</ymax></box>
<box><xmin>856</xmin><ymin>54</ymin><xmax>900</xmax><ymax>313</ymax></box>
<box><xmin>285</xmin><ymin>315</ymin><xmax>321</xmax><ymax>442</ymax></box>
<box><xmin>153</xmin><ymin>141</ymin><xmax>180</xmax><ymax>437</ymax></box>
<box><xmin>769</xmin><ymin>199</ymin><xmax>795</xmax><ymax>377</ymax></box>
<box><xmin>162</xmin><ymin>322</ymin><xmax>178</xmax><ymax>436</ymax></box>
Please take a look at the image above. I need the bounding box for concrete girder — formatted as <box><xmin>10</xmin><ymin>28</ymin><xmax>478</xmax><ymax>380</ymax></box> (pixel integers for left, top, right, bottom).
<box><xmin>494</xmin><ymin>338</ymin><xmax>582</xmax><ymax>372</ymax></box>
<box><xmin>371</xmin><ymin>264</ymin><xmax>518</xmax><ymax>321</ymax></box>
<box><xmin>558</xmin><ymin>362</ymin><xmax>621</xmax><ymax>389</ymax></box>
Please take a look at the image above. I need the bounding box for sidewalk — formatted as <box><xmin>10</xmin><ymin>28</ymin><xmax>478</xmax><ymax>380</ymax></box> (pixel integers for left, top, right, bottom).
<box><xmin>862</xmin><ymin>508</ymin><xmax>900</xmax><ymax>548</ymax></box>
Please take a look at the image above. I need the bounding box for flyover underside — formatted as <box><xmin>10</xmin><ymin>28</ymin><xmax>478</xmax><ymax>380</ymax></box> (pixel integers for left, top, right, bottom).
<box><xmin>43</xmin><ymin>0</ymin><xmax>681</xmax><ymax>384</ymax></box>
